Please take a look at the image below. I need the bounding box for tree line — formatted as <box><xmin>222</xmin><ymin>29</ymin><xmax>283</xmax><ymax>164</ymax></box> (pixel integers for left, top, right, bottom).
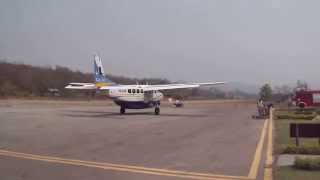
<box><xmin>259</xmin><ymin>80</ymin><xmax>310</xmax><ymax>103</ymax></box>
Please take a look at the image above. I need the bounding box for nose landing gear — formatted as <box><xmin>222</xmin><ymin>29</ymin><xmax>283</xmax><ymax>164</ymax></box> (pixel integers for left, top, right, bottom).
<box><xmin>120</xmin><ymin>106</ymin><xmax>126</xmax><ymax>114</ymax></box>
<box><xmin>155</xmin><ymin>102</ymin><xmax>160</xmax><ymax>115</ymax></box>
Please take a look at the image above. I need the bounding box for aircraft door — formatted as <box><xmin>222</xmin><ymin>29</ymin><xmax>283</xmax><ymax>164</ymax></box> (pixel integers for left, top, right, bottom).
<box><xmin>144</xmin><ymin>91</ymin><xmax>154</xmax><ymax>102</ymax></box>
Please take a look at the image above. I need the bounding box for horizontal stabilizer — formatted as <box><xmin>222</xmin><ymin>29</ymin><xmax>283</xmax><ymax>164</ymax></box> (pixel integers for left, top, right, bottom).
<box><xmin>65</xmin><ymin>83</ymin><xmax>96</xmax><ymax>90</ymax></box>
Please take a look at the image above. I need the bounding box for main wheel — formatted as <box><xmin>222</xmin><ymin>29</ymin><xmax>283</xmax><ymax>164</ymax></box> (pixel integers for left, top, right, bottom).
<box><xmin>155</xmin><ymin>107</ymin><xmax>160</xmax><ymax>115</ymax></box>
<box><xmin>120</xmin><ymin>106</ymin><xmax>126</xmax><ymax>114</ymax></box>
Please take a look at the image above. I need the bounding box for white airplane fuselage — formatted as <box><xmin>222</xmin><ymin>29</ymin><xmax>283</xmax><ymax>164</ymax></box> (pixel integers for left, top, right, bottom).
<box><xmin>108</xmin><ymin>86</ymin><xmax>163</xmax><ymax>109</ymax></box>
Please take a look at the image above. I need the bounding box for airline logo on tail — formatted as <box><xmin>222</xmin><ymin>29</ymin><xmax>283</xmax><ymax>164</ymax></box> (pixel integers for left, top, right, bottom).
<box><xmin>93</xmin><ymin>55</ymin><xmax>115</xmax><ymax>88</ymax></box>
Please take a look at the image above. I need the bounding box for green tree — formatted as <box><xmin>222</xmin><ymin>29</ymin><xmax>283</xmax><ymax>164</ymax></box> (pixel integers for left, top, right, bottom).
<box><xmin>259</xmin><ymin>83</ymin><xmax>272</xmax><ymax>101</ymax></box>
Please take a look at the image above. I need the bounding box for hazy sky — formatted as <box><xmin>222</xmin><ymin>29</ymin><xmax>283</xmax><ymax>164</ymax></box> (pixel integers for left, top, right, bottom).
<box><xmin>1</xmin><ymin>0</ymin><xmax>320</xmax><ymax>87</ymax></box>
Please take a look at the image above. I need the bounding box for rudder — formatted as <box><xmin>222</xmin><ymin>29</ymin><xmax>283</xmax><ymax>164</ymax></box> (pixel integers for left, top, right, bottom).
<box><xmin>93</xmin><ymin>55</ymin><xmax>115</xmax><ymax>87</ymax></box>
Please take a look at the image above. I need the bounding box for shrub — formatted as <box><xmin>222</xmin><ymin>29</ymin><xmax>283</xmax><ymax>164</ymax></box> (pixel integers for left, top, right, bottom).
<box><xmin>276</xmin><ymin>114</ymin><xmax>316</xmax><ymax>120</ymax></box>
<box><xmin>294</xmin><ymin>157</ymin><xmax>320</xmax><ymax>170</ymax></box>
<box><xmin>283</xmin><ymin>145</ymin><xmax>320</xmax><ymax>155</ymax></box>
<box><xmin>296</xmin><ymin>108</ymin><xmax>316</xmax><ymax>112</ymax></box>
<box><xmin>294</xmin><ymin>111</ymin><xmax>314</xmax><ymax>115</ymax></box>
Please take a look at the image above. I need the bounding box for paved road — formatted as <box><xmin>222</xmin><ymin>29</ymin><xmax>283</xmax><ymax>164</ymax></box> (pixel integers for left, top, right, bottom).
<box><xmin>0</xmin><ymin>100</ymin><xmax>264</xmax><ymax>180</ymax></box>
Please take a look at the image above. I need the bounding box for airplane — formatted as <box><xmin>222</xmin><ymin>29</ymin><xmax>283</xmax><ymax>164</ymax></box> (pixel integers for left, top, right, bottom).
<box><xmin>65</xmin><ymin>55</ymin><xmax>225</xmax><ymax>115</ymax></box>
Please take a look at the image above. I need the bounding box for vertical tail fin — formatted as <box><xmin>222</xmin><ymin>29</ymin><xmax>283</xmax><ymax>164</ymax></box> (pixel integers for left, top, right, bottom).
<box><xmin>93</xmin><ymin>55</ymin><xmax>115</xmax><ymax>86</ymax></box>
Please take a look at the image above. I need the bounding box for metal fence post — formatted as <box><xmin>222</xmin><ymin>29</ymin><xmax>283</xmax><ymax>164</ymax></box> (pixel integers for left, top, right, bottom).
<box><xmin>295</xmin><ymin>123</ymin><xmax>299</xmax><ymax>147</ymax></box>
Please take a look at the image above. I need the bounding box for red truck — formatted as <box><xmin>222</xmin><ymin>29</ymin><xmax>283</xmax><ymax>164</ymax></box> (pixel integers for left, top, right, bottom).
<box><xmin>294</xmin><ymin>90</ymin><xmax>320</xmax><ymax>108</ymax></box>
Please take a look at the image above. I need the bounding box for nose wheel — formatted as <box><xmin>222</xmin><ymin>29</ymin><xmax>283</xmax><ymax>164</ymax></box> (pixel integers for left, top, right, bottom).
<box><xmin>155</xmin><ymin>107</ymin><xmax>160</xmax><ymax>115</ymax></box>
<box><xmin>120</xmin><ymin>106</ymin><xmax>126</xmax><ymax>114</ymax></box>
<box><xmin>155</xmin><ymin>102</ymin><xmax>160</xmax><ymax>115</ymax></box>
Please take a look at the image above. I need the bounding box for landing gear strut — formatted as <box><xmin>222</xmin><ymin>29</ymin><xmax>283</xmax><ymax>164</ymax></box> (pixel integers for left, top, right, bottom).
<box><xmin>120</xmin><ymin>106</ymin><xmax>126</xmax><ymax>114</ymax></box>
<box><xmin>155</xmin><ymin>102</ymin><xmax>160</xmax><ymax>115</ymax></box>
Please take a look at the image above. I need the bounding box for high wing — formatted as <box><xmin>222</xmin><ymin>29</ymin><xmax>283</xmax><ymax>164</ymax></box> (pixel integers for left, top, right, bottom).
<box><xmin>98</xmin><ymin>82</ymin><xmax>225</xmax><ymax>91</ymax></box>
<box><xmin>65</xmin><ymin>83</ymin><xmax>96</xmax><ymax>90</ymax></box>
<box><xmin>65</xmin><ymin>55</ymin><xmax>225</xmax><ymax>92</ymax></box>
<box><xmin>142</xmin><ymin>82</ymin><xmax>225</xmax><ymax>91</ymax></box>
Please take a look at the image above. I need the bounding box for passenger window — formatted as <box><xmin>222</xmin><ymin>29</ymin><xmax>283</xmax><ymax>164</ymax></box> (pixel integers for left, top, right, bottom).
<box><xmin>141</xmin><ymin>89</ymin><xmax>144</xmax><ymax>93</ymax></box>
<box><xmin>137</xmin><ymin>89</ymin><xmax>140</xmax><ymax>93</ymax></box>
<box><xmin>128</xmin><ymin>89</ymin><xmax>131</xmax><ymax>93</ymax></box>
<box><xmin>132</xmin><ymin>89</ymin><xmax>135</xmax><ymax>93</ymax></box>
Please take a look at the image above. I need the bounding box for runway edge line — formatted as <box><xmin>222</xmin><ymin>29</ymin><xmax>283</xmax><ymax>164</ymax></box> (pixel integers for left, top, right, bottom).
<box><xmin>264</xmin><ymin>109</ymin><xmax>274</xmax><ymax>180</ymax></box>
<box><xmin>248</xmin><ymin>117</ymin><xmax>269</xmax><ymax>179</ymax></box>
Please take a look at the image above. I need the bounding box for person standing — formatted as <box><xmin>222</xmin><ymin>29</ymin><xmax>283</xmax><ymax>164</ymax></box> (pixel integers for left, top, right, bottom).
<box><xmin>257</xmin><ymin>99</ymin><xmax>265</xmax><ymax>117</ymax></box>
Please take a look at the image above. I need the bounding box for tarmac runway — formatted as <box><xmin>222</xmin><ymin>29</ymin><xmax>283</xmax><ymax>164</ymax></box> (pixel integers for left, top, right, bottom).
<box><xmin>0</xmin><ymin>100</ymin><xmax>266</xmax><ymax>180</ymax></box>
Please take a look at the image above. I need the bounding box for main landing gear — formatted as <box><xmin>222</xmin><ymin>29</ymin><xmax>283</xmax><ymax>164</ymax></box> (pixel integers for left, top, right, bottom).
<box><xmin>119</xmin><ymin>102</ymin><xmax>160</xmax><ymax>115</ymax></box>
